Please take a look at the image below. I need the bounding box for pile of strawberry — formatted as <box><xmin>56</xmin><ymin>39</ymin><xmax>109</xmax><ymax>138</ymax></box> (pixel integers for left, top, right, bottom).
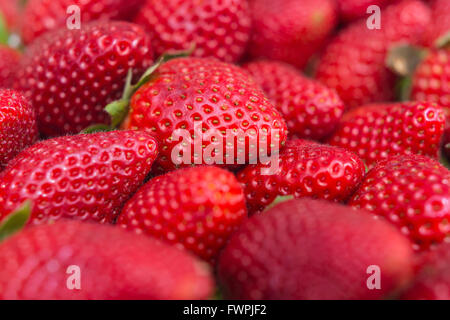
<box><xmin>0</xmin><ymin>0</ymin><xmax>449</xmax><ymax>300</ymax></box>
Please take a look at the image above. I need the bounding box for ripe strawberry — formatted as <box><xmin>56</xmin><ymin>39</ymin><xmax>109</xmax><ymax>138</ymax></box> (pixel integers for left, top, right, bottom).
<box><xmin>243</xmin><ymin>60</ymin><xmax>345</xmax><ymax>140</ymax></box>
<box><xmin>120</xmin><ymin>57</ymin><xmax>287</xmax><ymax>174</ymax></box>
<box><xmin>411</xmin><ymin>49</ymin><xmax>450</xmax><ymax>113</ymax></box>
<box><xmin>249</xmin><ymin>0</ymin><xmax>337</xmax><ymax>69</ymax></box>
<box><xmin>0</xmin><ymin>220</ymin><xmax>213</xmax><ymax>299</ymax></box>
<box><xmin>0</xmin><ymin>0</ymin><xmax>21</xmax><ymax>31</ymax></box>
<box><xmin>349</xmin><ymin>155</ymin><xmax>450</xmax><ymax>251</ymax></box>
<box><xmin>135</xmin><ymin>0</ymin><xmax>251</xmax><ymax>63</ymax></box>
<box><xmin>14</xmin><ymin>21</ymin><xmax>153</xmax><ymax>137</ymax></box>
<box><xmin>0</xmin><ymin>45</ymin><xmax>21</xmax><ymax>88</ymax></box>
<box><xmin>315</xmin><ymin>0</ymin><xmax>431</xmax><ymax>108</ymax></box>
<box><xmin>236</xmin><ymin>139</ymin><xmax>365</xmax><ymax>214</ymax></box>
<box><xmin>424</xmin><ymin>0</ymin><xmax>450</xmax><ymax>47</ymax></box>
<box><xmin>0</xmin><ymin>90</ymin><xmax>37</xmax><ymax>170</ymax></box>
<box><xmin>328</xmin><ymin>102</ymin><xmax>446</xmax><ymax>169</ymax></box>
<box><xmin>218</xmin><ymin>198</ymin><xmax>414</xmax><ymax>300</ymax></box>
<box><xmin>336</xmin><ymin>0</ymin><xmax>391</xmax><ymax>23</ymax></box>
<box><xmin>400</xmin><ymin>243</ymin><xmax>450</xmax><ymax>300</ymax></box>
<box><xmin>118</xmin><ymin>166</ymin><xmax>247</xmax><ymax>264</ymax></box>
<box><xmin>21</xmin><ymin>0</ymin><xmax>146</xmax><ymax>44</ymax></box>
<box><xmin>0</xmin><ymin>130</ymin><xmax>158</xmax><ymax>225</ymax></box>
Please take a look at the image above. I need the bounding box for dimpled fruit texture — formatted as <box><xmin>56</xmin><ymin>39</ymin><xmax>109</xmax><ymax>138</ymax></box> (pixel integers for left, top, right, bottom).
<box><xmin>0</xmin><ymin>45</ymin><xmax>21</xmax><ymax>88</ymax></box>
<box><xmin>124</xmin><ymin>57</ymin><xmax>287</xmax><ymax>174</ymax></box>
<box><xmin>424</xmin><ymin>0</ymin><xmax>450</xmax><ymax>47</ymax></box>
<box><xmin>21</xmin><ymin>0</ymin><xmax>147</xmax><ymax>44</ymax></box>
<box><xmin>249</xmin><ymin>0</ymin><xmax>337</xmax><ymax>69</ymax></box>
<box><xmin>400</xmin><ymin>243</ymin><xmax>450</xmax><ymax>300</ymax></box>
<box><xmin>15</xmin><ymin>21</ymin><xmax>153</xmax><ymax>137</ymax></box>
<box><xmin>0</xmin><ymin>90</ymin><xmax>38</xmax><ymax>170</ymax></box>
<box><xmin>118</xmin><ymin>166</ymin><xmax>247</xmax><ymax>264</ymax></box>
<box><xmin>218</xmin><ymin>199</ymin><xmax>414</xmax><ymax>300</ymax></box>
<box><xmin>411</xmin><ymin>49</ymin><xmax>450</xmax><ymax>113</ymax></box>
<box><xmin>349</xmin><ymin>155</ymin><xmax>450</xmax><ymax>251</ymax></box>
<box><xmin>236</xmin><ymin>139</ymin><xmax>365</xmax><ymax>214</ymax></box>
<box><xmin>0</xmin><ymin>130</ymin><xmax>158</xmax><ymax>225</ymax></box>
<box><xmin>315</xmin><ymin>0</ymin><xmax>431</xmax><ymax>108</ymax></box>
<box><xmin>0</xmin><ymin>220</ymin><xmax>214</xmax><ymax>300</ymax></box>
<box><xmin>328</xmin><ymin>102</ymin><xmax>446</xmax><ymax>169</ymax></box>
<box><xmin>243</xmin><ymin>60</ymin><xmax>345</xmax><ymax>140</ymax></box>
<box><xmin>135</xmin><ymin>0</ymin><xmax>251</xmax><ymax>63</ymax></box>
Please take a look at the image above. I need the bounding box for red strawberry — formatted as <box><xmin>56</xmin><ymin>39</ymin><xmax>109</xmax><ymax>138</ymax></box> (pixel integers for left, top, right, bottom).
<box><xmin>424</xmin><ymin>0</ymin><xmax>450</xmax><ymax>47</ymax></box>
<box><xmin>135</xmin><ymin>0</ymin><xmax>251</xmax><ymax>63</ymax></box>
<box><xmin>119</xmin><ymin>57</ymin><xmax>287</xmax><ymax>174</ymax></box>
<box><xmin>218</xmin><ymin>198</ymin><xmax>414</xmax><ymax>300</ymax></box>
<box><xmin>248</xmin><ymin>0</ymin><xmax>337</xmax><ymax>69</ymax></box>
<box><xmin>0</xmin><ymin>130</ymin><xmax>158</xmax><ymax>225</ymax></box>
<box><xmin>117</xmin><ymin>166</ymin><xmax>247</xmax><ymax>264</ymax></box>
<box><xmin>243</xmin><ymin>60</ymin><xmax>345</xmax><ymax>140</ymax></box>
<box><xmin>400</xmin><ymin>243</ymin><xmax>450</xmax><ymax>300</ymax></box>
<box><xmin>14</xmin><ymin>21</ymin><xmax>153</xmax><ymax>137</ymax></box>
<box><xmin>0</xmin><ymin>45</ymin><xmax>21</xmax><ymax>88</ymax></box>
<box><xmin>444</xmin><ymin>126</ymin><xmax>450</xmax><ymax>160</ymax></box>
<box><xmin>236</xmin><ymin>139</ymin><xmax>365</xmax><ymax>214</ymax></box>
<box><xmin>336</xmin><ymin>0</ymin><xmax>391</xmax><ymax>23</ymax></box>
<box><xmin>21</xmin><ymin>0</ymin><xmax>146</xmax><ymax>44</ymax></box>
<box><xmin>328</xmin><ymin>101</ymin><xmax>446</xmax><ymax>169</ymax></box>
<box><xmin>411</xmin><ymin>49</ymin><xmax>450</xmax><ymax>113</ymax></box>
<box><xmin>0</xmin><ymin>220</ymin><xmax>213</xmax><ymax>299</ymax></box>
<box><xmin>0</xmin><ymin>89</ymin><xmax>37</xmax><ymax>170</ymax></box>
<box><xmin>349</xmin><ymin>155</ymin><xmax>450</xmax><ymax>251</ymax></box>
<box><xmin>0</xmin><ymin>0</ymin><xmax>21</xmax><ymax>32</ymax></box>
<box><xmin>315</xmin><ymin>0</ymin><xmax>431</xmax><ymax>108</ymax></box>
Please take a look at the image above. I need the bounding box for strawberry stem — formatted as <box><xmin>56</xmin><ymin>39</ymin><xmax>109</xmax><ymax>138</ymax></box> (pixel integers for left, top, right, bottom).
<box><xmin>0</xmin><ymin>201</ymin><xmax>31</xmax><ymax>242</ymax></box>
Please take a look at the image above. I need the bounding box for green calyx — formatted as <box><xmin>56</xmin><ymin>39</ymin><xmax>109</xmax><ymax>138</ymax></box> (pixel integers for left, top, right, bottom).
<box><xmin>0</xmin><ymin>201</ymin><xmax>32</xmax><ymax>242</ymax></box>
<box><xmin>0</xmin><ymin>12</ymin><xmax>10</xmax><ymax>45</ymax></box>
<box><xmin>436</xmin><ymin>31</ymin><xmax>450</xmax><ymax>49</ymax></box>
<box><xmin>81</xmin><ymin>49</ymin><xmax>193</xmax><ymax>134</ymax></box>
<box><xmin>263</xmin><ymin>195</ymin><xmax>295</xmax><ymax>212</ymax></box>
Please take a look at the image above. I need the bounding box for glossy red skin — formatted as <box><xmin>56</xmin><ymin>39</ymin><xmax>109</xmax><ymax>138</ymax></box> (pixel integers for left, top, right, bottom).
<box><xmin>0</xmin><ymin>45</ymin><xmax>21</xmax><ymax>88</ymax></box>
<box><xmin>21</xmin><ymin>0</ymin><xmax>146</xmax><ymax>44</ymax></box>
<box><xmin>349</xmin><ymin>155</ymin><xmax>450</xmax><ymax>251</ymax></box>
<box><xmin>124</xmin><ymin>57</ymin><xmax>287</xmax><ymax>174</ymax></box>
<box><xmin>0</xmin><ymin>130</ymin><xmax>158</xmax><ymax>225</ymax></box>
<box><xmin>0</xmin><ymin>220</ymin><xmax>214</xmax><ymax>300</ymax></box>
<box><xmin>329</xmin><ymin>102</ymin><xmax>446</xmax><ymax>169</ymax></box>
<box><xmin>15</xmin><ymin>21</ymin><xmax>153</xmax><ymax>137</ymax></box>
<box><xmin>424</xmin><ymin>0</ymin><xmax>450</xmax><ymax>47</ymax></box>
<box><xmin>315</xmin><ymin>0</ymin><xmax>431</xmax><ymax>109</ymax></box>
<box><xmin>236</xmin><ymin>139</ymin><xmax>365</xmax><ymax>214</ymax></box>
<box><xmin>243</xmin><ymin>60</ymin><xmax>345</xmax><ymax>141</ymax></box>
<box><xmin>336</xmin><ymin>0</ymin><xmax>391</xmax><ymax>22</ymax></box>
<box><xmin>400</xmin><ymin>243</ymin><xmax>450</xmax><ymax>300</ymax></box>
<box><xmin>0</xmin><ymin>90</ymin><xmax>37</xmax><ymax>170</ymax></box>
<box><xmin>118</xmin><ymin>166</ymin><xmax>247</xmax><ymax>264</ymax></box>
<box><xmin>218</xmin><ymin>199</ymin><xmax>414</xmax><ymax>300</ymax></box>
<box><xmin>135</xmin><ymin>0</ymin><xmax>251</xmax><ymax>63</ymax></box>
<box><xmin>249</xmin><ymin>0</ymin><xmax>337</xmax><ymax>69</ymax></box>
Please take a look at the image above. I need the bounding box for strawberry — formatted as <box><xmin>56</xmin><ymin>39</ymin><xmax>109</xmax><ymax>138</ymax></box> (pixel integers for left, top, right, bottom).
<box><xmin>0</xmin><ymin>45</ymin><xmax>21</xmax><ymax>88</ymax></box>
<box><xmin>14</xmin><ymin>21</ymin><xmax>153</xmax><ymax>137</ymax></box>
<box><xmin>218</xmin><ymin>198</ymin><xmax>414</xmax><ymax>300</ymax></box>
<box><xmin>0</xmin><ymin>130</ymin><xmax>158</xmax><ymax>225</ymax></box>
<box><xmin>0</xmin><ymin>89</ymin><xmax>37</xmax><ymax>171</ymax></box>
<box><xmin>411</xmin><ymin>49</ymin><xmax>450</xmax><ymax>114</ymax></box>
<box><xmin>115</xmin><ymin>57</ymin><xmax>287</xmax><ymax>174</ymax></box>
<box><xmin>248</xmin><ymin>0</ymin><xmax>337</xmax><ymax>69</ymax></box>
<box><xmin>243</xmin><ymin>60</ymin><xmax>345</xmax><ymax>141</ymax></box>
<box><xmin>135</xmin><ymin>0</ymin><xmax>251</xmax><ymax>63</ymax></box>
<box><xmin>336</xmin><ymin>0</ymin><xmax>391</xmax><ymax>23</ymax></box>
<box><xmin>0</xmin><ymin>220</ymin><xmax>213</xmax><ymax>299</ymax></box>
<box><xmin>117</xmin><ymin>166</ymin><xmax>247</xmax><ymax>264</ymax></box>
<box><xmin>0</xmin><ymin>0</ymin><xmax>21</xmax><ymax>32</ymax></box>
<box><xmin>21</xmin><ymin>0</ymin><xmax>146</xmax><ymax>44</ymax></box>
<box><xmin>349</xmin><ymin>155</ymin><xmax>450</xmax><ymax>251</ymax></box>
<box><xmin>424</xmin><ymin>0</ymin><xmax>450</xmax><ymax>47</ymax></box>
<box><xmin>328</xmin><ymin>102</ymin><xmax>446</xmax><ymax>169</ymax></box>
<box><xmin>236</xmin><ymin>139</ymin><xmax>365</xmax><ymax>214</ymax></box>
<box><xmin>315</xmin><ymin>0</ymin><xmax>431</xmax><ymax>108</ymax></box>
<box><xmin>444</xmin><ymin>126</ymin><xmax>450</xmax><ymax>160</ymax></box>
<box><xmin>400</xmin><ymin>243</ymin><xmax>450</xmax><ymax>300</ymax></box>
